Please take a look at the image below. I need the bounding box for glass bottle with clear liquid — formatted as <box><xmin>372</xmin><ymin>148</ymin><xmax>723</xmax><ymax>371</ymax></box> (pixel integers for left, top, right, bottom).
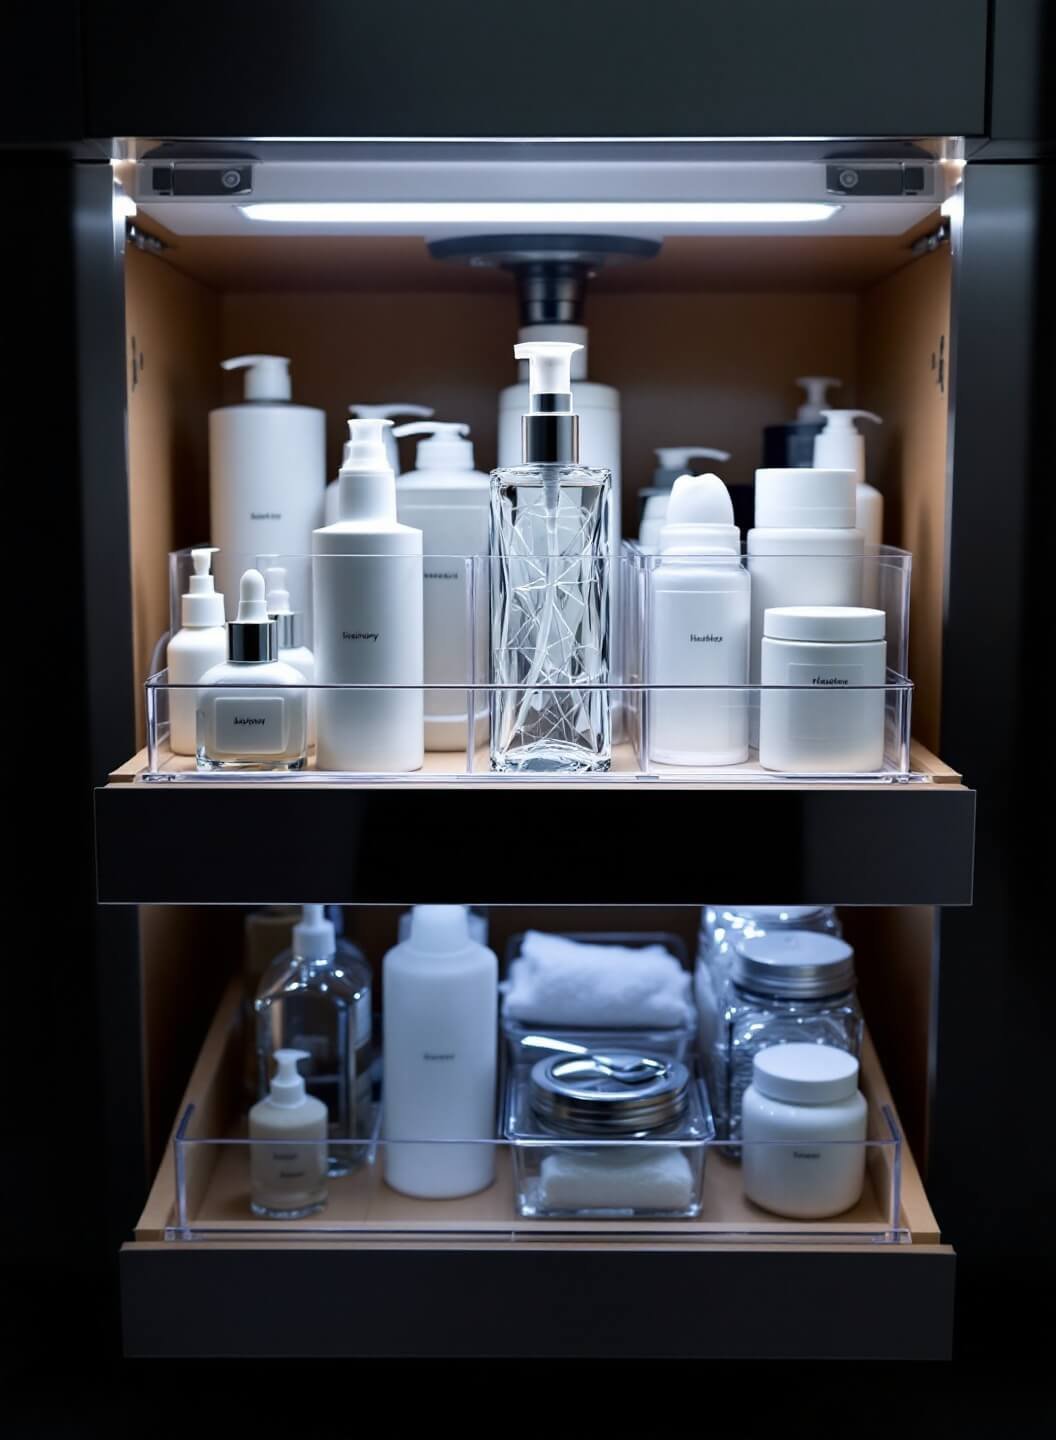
<box><xmin>490</xmin><ymin>341</ymin><xmax>611</xmax><ymax>773</ymax></box>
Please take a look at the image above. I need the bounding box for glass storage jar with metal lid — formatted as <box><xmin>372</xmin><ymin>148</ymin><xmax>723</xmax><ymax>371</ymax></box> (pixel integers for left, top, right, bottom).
<box><xmin>504</xmin><ymin>1047</ymin><xmax>714</xmax><ymax>1218</ymax></box>
<box><xmin>712</xmin><ymin>930</ymin><xmax>863</xmax><ymax>1147</ymax></box>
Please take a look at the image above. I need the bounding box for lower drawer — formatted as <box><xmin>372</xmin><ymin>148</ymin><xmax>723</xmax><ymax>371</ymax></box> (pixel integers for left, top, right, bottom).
<box><xmin>122</xmin><ymin>982</ymin><xmax>954</xmax><ymax>1359</ymax></box>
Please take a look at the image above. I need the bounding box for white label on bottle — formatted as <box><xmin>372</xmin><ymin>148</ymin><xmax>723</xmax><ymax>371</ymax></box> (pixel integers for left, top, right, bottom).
<box><xmin>788</xmin><ymin>663</ymin><xmax>866</xmax><ymax>689</ymax></box>
<box><xmin>214</xmin><ymin>696</ymin><xmax>288</xmax><ymax>754</ymax></box>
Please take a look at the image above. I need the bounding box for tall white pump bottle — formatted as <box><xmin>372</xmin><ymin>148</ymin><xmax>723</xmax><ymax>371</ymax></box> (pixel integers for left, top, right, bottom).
<box><xmin>312</xmin><ymin>418</ymin><xmax>424</xmax><ymax>772</ymax></box>
<box><xmin>209</xmin><ymin>355</ymin><xmax>325</xmax><ymax>617</ymax></box>
<box><xmin>813</xmin><ymin>409</ymin><xmax>884</xmax><ymax>547</ymax></box>
<box><xmin>393</xmin><ymin>421</ymin><xmax>491</xmax><ymax>751</ymax></box>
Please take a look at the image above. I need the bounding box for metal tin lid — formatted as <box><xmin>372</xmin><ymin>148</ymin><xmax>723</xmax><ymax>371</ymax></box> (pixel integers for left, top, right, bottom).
<box><xmin>733</xmin><ymin>932</ymin><xmax>855</xmax><ymax>998</ymax></box>
<box><xmin>529</xmin><ymin>1052</ymin><xmax>690</xmax><ymax>1134</ymax></box>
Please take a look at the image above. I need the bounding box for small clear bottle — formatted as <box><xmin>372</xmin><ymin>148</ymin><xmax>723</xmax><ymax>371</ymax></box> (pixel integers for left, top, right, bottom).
<box><xmin>255</xmin><ymin>904</ymin><xmax>373</xmax><ymax>1175</ymax></box>
<box><xmin>490</xmin><ymin>341</ymin><xmax>611</xmax><ymax>773</ymax></box>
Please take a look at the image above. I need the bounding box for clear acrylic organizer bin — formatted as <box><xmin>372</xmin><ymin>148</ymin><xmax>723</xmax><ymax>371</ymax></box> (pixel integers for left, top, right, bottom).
<box><xmin>150</xmin><ymin>547</ymin><xmax>914</xmax><ymax>783</ymax></box>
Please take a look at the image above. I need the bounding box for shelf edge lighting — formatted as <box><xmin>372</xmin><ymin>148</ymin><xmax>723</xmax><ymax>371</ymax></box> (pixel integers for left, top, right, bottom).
<box><xmin>239</xmin><ymin>201</ymin><xmax>842</xmax><ymax>224</ymax></box>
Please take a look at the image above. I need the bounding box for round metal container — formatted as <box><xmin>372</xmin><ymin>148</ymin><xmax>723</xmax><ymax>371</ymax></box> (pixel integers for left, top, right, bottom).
<box><xmin>529</xmin><ymin>1052</ymin><xmax>690</xmax><ymax>1135</ymax></box>
<box><xmin>732</xmin><ymin>932</ymin><xmax>855</xmax><ymax>999</ymax></box>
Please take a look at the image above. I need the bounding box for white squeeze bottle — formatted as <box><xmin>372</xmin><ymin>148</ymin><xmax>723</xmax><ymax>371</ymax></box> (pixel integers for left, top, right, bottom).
<box><xmin>393</xmin><ymin>420</ymin><xmax>490</xmax><ymax>751</ymax></box>
<box><xmin>312</xmin><ymin>417</ymin><xmax>424</xmax><ymax>772</ymax></box>
<box><xmin>166</xmin><ymin>547</ymin><xmax>226</xmax><ymax>756</ymax></box>
<box><xmin>383</xmin><ymin>905</ymin><xmax>498</xmax><ymax>1199</ymax></box>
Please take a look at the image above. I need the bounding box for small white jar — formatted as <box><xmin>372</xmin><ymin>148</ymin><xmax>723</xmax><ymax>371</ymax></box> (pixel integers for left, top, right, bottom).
<box><xmin>758</xmin><ymin>605</ymin><xmax>886</xmax><ymax>772</ymax></box>
<box><xmin>742</xmin><ymin>1042</ymin><xmax>867</xmax><ymax>1219</ymax></box>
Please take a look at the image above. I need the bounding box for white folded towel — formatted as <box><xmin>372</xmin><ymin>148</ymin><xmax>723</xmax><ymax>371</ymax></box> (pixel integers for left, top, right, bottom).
<box><xmin>502</xmin><ymin>931</ymin><xmax>694</xmax><ymax>1028</ymax></box>
<box><xmin>537</xmin><ymin>1148</ymin><xmax>694</xmax><ymax>1211</ymax></box>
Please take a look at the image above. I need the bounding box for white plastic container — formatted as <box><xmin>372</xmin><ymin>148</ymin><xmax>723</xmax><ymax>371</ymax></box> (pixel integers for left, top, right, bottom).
<box><xmin>637</xmin><ymin>447</ymin><xmax>731</xmax><ymax>552</ymax></box>
<box><xmin>747</xmin><ymin>468</ymin><xmax>865</xmax><ymax>687</ymax></box>
<box><xmin>249</xmin><ymin>1048</ymin><xmax>329</xmax><ymax>1219</ymax></box>
<box><xmin>312</xmin><ymin>417</ymin><xmax>424</xmax><ymax>773</ymax></box>
<box><xmin>499</xmin><ymin>323</ymin><xmax>621</xmax><ymax>549</ymax></box>
<box><xmin>647</xmin><ymin>473</ymin><xmax>750</xmax><ymax>766</ymax></box>
<box><xmin>382</xmin><ymin>905</ymin><xmax>498</xmax><ymax>1199</ymax></box>
<box><xmin>758</xmin><ymin>606</ymin><xmax>887</xmax><ymax>773</ymax></box>
<box><xmin>263</xmin><ymin>565</ymin><xmax>315</xmax><ymax>745</ymax></box>
<box><xmin>208</xmin><ymin>355</ymin><xmax>325</xmax><ymax>617</ymax></box>
<box><xmin>393</xmin><ymin>420</ymin><xmax>490</xmax><ymax>751</ymax></box>
<box><xmin>166</xmin><ymin>547</ymin><xmax>227</xmax><ymax>755</ymax></box>
<box><xmin>324</xmin><ymin>403</ymin><xmax>434</xmax><ymax>524</ymax></box>
<box><xmin>741</xmin><ymin>1042</ymin><xmax>867</xmax><ymax>1219</ymax></box>
<box><xmin>813</xmin><ymin>409</ymin><xmax>884</xmax><ymax>548</ymax></box>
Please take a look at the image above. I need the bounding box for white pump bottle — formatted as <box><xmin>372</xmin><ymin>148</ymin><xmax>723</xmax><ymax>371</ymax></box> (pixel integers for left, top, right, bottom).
<box><xmin>392</xmin><ymin>421</ymin><xmax>491</xmax><ymax>751</ymax></box>
<box><xmin>638</xmin><ymin>447</ymin><xmax>732</xmax><ymax>552</ymax></box>
<box><xmin>166</xmin><ymin>547</ymin><xmax>227</xmax><ymax>756</ymax></box>
<box><xmin>209</xmin><ymin>355</ymin><xmax>325</xmax><ymax>617</ymax></box>
<box><xmin>324</xmin><ymin>404</ymin><xmax>434</xmax><ymax>524</ymax></box>
<box><xmin>813</xmin><ymin>409</ymin><xmax>884</xmax><ymax>547</ymax></box>
<box><xmin>312</xmin><ymin>418</ymin><xmax>424</xmax><ymax>773</ymax></box>
<box><xmin>796</xmin><ymin>376</ymin><xmax>842</xmax><ymax>422</ymax></box>
<box><xmin>249</xmin><ymin>1048</ymin><xmax>328</xmax><ymax>1218</ymax></box>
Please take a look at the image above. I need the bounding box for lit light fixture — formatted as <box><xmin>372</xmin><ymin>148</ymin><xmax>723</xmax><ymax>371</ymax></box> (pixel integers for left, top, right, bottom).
<box><xmin>240</xmin><ymin>201</ymin><xmax>841</xmax><ymax>225</ymax></box>
<box><xmin>940</xmin><ymin>194</ymin><xmax>961</xmax><ymax>219</ymax></box>
<box><xmin>114</xmin><ymin>192</ymin><xmax>137</xmax><ymax>220</ymax></box>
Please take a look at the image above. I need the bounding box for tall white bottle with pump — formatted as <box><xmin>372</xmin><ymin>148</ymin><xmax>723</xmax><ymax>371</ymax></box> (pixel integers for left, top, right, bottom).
<box><xmin>813</xmin><ymin>409</ymin><xmax>884</xmax><ymax>546</ymax></box>
<box><xmin>166</xmin><ymin>547</ymin><xmax>227</xmax><ymax>755</ymax></box>
<box><xmin>393</xmin><ymin>420</ymin><xmax>490</xmax><ymax>751</ymax></box>
<box><xmin>383</xmin><ymin>905</ymin><xmax>498</xmax><ymax>1199</ymax></box>
<box><xmin>312</xmin><ymin>417</ymin><xmax>424</xmax><ymax>772</ymax></box>
<box><xmin>209</xmin><ymin>355</ymin><xmax>325</xmax><ymax>618</ymax></box>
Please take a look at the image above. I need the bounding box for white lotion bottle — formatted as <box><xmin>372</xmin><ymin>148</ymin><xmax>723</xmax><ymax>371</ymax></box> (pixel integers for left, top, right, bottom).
<box><xmin>648</xmin><ymin>473</ymin><xmax>750</xmax><ymax>766</ymax></box>
<box><xmin>383</xmin><ymin>905</ymin><xmax>498</xmax><ymax>1199</ymax></box>
<box><xmin>747</xmin><ymin>468</ymin><xmax>864</xmax><ymax>687</ymax></box>
<box><xmin>249</xmin><ymin>1048</ymin><xmax>329</xmax><ymax>1219</ymax></box>
<box><xmin>264</xmin><ymin>564</ymin><xmax>316</xmax><ymax>746</ymax></box>
<box><xmin>392</xmin><ymin>420</ymin><xmax>491</xmax><ymax>751</ymax></box>
<box><xmin>325</xmin><ymin>403</ymin><xmax>434</xmax><ymax>524</ymax></box>
<box><xmin>166</xmin><ymin>547</ymin><xmax>227</xmax><ymax>756</ymax></box>
<box><xmin>209</xmin><ymin>355</ymin><xmax>325</xmax><ymax>618</ymax></box>
<box><xmin>813</xmin><ymin>409</ymin><xmax>883</xmax><ymax>547</ymax></box>
<box><xmin>312</xmin><ymin>418</ymin><xmax>424</xmax><ymax>773</ymax></box>
<box><xmin>638</xmin><ymin>448</ymin><xmax>731</xmax><ymax>552</ymax></box>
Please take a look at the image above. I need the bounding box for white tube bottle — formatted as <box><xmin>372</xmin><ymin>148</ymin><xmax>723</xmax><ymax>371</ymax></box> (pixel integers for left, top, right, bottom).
<box><xmin>166</xmin><ymin>547</ymin><xmax>227</xmax><ymax>756</ymax></box>
<box><xmin>209</xmin><ymin>355</ymin><xmax>325</xmax><ymax>617</ymax></box>
<box><xmin>383</xmin><ymin>905</ymin><xmax>498</xmax><ymax>1199</ymax></box>
<box><xmin>312</xmin><ymin>418</ymin><xmax>424</xmax><ymax>773</ymax></box>
<box><xmin>392</xmin><ymin>421</ymin><xmax>490</xmax><ymax>751</ymax></box>
<box><xmin>249</xmin><ymin>1048</ymin><xmax>329</xmax><ymax>1219</ymax></box>
<box><xmin>264</xmin><ymin>564</ymin><xmax>316</xmax><ymax>746</ymax></box>
<box><xmin>647</xmin><ymin>473</ymin><xmax>750</xmax><ymax>766</ymax></box>
<box><xmin>324</xmin><ymin>403</ymin><xmax>434</xmax><ymax>524</ymax></box>
<box><xmin>746</xmin><ymin>468</ymin><xmax>864</xmax><ymax>686</ymax></box>
<box><xmin>813</xmin><ymin>409</ymin><xmax>884</xmax><ymax>547</ymax></box>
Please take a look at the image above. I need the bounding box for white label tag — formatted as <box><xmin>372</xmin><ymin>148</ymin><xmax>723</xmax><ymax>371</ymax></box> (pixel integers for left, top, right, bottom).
<box><xmin>215</xmin><ymin>696</ymin><xmax>288</xmax><ymax>754</ymax></box>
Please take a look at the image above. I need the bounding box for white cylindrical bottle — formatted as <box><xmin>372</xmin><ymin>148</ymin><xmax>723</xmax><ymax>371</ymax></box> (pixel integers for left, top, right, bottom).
<box><xmin>647</xmin><ymin>473</ymin><xmax>750</xmax><ymax>766</ymax></box>
<box><xmin>166</xmin><ymin>547</ymin><xmax>227</xmax><ymax>756</ymax></box>
<box><xmin>747</xmin><ymin>468</ymin><xmax>865</xmax><ymax>686</ymax></box>
<box><xmin>499</xmin><ymin>323</ymin><xmax>621</xmax><ymax>549</ymax></box>
<box><xmin>813</xmin><ymin>409</ymin><xmax>884</xmax><ymax>548</ymax></box>
<box><xmin>325</xmin><ymin>403</ymin><xmax>434</xmax><ymax>525</ymax></box>
<box><xmin>264</xmin><ymin>564</ymin><xmax>316</xmax><ymax>746</ymax></box>
<box><xmin>393</xmin><ymin>421</ymin><xmax>491</xmax><ymax>752</ymax></box>
<box><xmin>312</xmin><ymin>418</ymin><xmax>424</xmax><ymax>773</ymax></box>
<box><xmin>249</xmin><ymin>1048</ymin><xmax>329</xmax><ymax>1219</ymax></box>
<box><xmin>638</xmin><ymin>448</ymin><xmax>731</xmax><ymax>552</ymax></box>
<box><xmin>758</xmin><ymin>605</ymin><xmax>887</xmax><ymax>773</ymax></box>
<box><xmin>209</xmin><ymin>355</ymin><xmax>325</xmax><ymax>617</ymax></box>
<box><xmin>383</xmin><ymin>905</ymin><xmax>498</xmax><ymax>1199</ymax></box>
<box><xmin>741</xmin><ymin>1043</ymin><xmax>867</xmax><ymax>1219</ymax></box>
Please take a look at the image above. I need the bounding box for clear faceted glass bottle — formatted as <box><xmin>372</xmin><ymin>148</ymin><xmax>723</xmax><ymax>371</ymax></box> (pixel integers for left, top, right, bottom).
<box><xmin>490</xmin><ymin>341</ymin><xmax>611</xmax><ymax>773</ymax></box>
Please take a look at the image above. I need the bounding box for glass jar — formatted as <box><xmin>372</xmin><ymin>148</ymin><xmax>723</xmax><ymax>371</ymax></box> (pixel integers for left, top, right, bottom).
<box><xmin>712</xmin><ymin>930</ymin><xmax>863</xmax><ymax>1148</ymax></box>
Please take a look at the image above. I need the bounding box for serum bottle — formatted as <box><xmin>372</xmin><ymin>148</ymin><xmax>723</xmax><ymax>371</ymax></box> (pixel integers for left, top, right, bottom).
<box><xmin>264</xmin><ymin>564</ymin><xmax>316</xmax><ymax>746</ymax></box>
<box><xmin>196</xmin><ymin>568</ymin><xmax>308</xmax><ymax>771</ymax></box>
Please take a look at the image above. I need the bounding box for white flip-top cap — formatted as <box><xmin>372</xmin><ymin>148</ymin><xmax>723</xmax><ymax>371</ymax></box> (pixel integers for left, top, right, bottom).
<box><xmin>751</xmin><ymin>1043</ymin><xmax>859</xmax><ymax>1105</ymax></box>
<box><xmin>754</xmin><ymin>468</ymin><xmax>856</xmax><ymax>530</ymax></box>
<box><xmin>660</xmin><ymin>473</ymin><xmax>740</xmax><ymax>555</ymax></box>
<box><xmin>795</xmin><ymin>376</ymin><xmax>841</xmax><ymax>422</ymax></box>
<box><xmin>221</xmin><ymin>354</ymin><xmax>291</xmax><ymax>402</ymax></box>
<box><xmin>813</xmin><ymin>409</ymin><xmax>882</xmax><ymax>482</ymax></box>
<box><xmin>764</xmin><ymin>605</ymin><xmax>885</xmax><ymax>643</ymax></box>
<box><xmin>268</xmin><ymin>1049</ymin><xmax>310</xmax><ymax>1108</ymax></box>
<box><xmin>182</xmin><ymin>547</ymin><xmax>225</xmax><ymax>627</ymax></box>
<box><xmin>392</xmin><ymin>420</ymin><xmax>474</xmax><ymax>471</ymax></box>
<box><xmin>408</xmin><ymin>905</ymin><xmax>471</xmax><ymax>954</ymax></box>
<box><xmin>294</xmin><ymin>904</ymin><xmax>336</xmax><ymax>962</ymax></box>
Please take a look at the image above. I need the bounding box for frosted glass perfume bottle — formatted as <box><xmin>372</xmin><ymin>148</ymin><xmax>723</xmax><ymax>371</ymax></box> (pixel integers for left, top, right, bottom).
<box><xmin>254</xmin><ymin>905</ymin><xmax>373</xmax><ymax>1175</ymax></box>
<box><xmin>490</xmin><ymin>341</ymin><xmax>611</xmax><ymax>773</ymax></box>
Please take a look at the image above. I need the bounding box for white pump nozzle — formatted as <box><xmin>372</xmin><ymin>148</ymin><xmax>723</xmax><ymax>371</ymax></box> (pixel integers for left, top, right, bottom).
<box><xmin>344</xmin><ymin>406</ymin><xmax>430</xmax><ymax>475</ymax></box>
<box><xmin>235</xmin><ymin>568</ymin><xmax>269</xmax><ymax>623</ymax></box>
<box><xmin>655</xmin><ymin>447</ymin><xmax>731</xmax><ymax>471</ymax></box>
<box><xmin>181</xmin><ymin>548</ymin><xmax>225</xmax><ymax>627</ymax></box>
<box><xmin>263</xmin><ymin>565</ymin><xmax>291</xmax><ymax>615</ymax></box>
<box><xmin>293</xmin><ymin>903</ymin><xmax>336</xmax><ymax>962</ymax></box>
<box><xmin>342</xmin><ymin>417</ymin><xmax>394</xmax><ymax>474</ymax></box>
<box><xmin>660</xmin><ymin>474</ymin><xmax>740</xmax><ymax>555</ymax></box>
<box><xmin>391</xmin><ymin>420</ymin><xmax>474</xmax><ymax>472</ymax></box>
<box><xmin>813</xmin><ymin>409</ymin><xmax>882</xmax><ymax>483</ymax></box>
<box><xmin>335</xmin><ymin>418</ymin><xmax>398</xmax><ymax>524</ymax></box>
<box><xmin>408</xmin><ymin>904</ymin><xmax>471</xmax><ymax>954</ymax></box>
<box><xmin>514</xmin><ymin>341</ymin><xmax>582</xmax><ymax>409</ymax></box>
<box><xmin>269</xmin><ymin>1049</ymin><xmax>310</xmax><ymax>1108</ymax></box>
<box><xmin>795</xmin><ymin>376</ymin><xmax>841</xmax><ymax>422</ymax></box>
<box><xmin>221</xmin><ymin>354</ymin><xmax>292</xmax><ymax>402</ymax></box>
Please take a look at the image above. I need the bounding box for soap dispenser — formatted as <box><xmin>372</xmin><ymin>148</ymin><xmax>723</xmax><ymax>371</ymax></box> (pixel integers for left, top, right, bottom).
<box><xmin>813</xmin><ymin>409</ymin><xmax>884</xmax><ymax>547</ymax></box>
<box><xmin>762</xmin><ymin>377</ymin><xmax>841</xmax><ymax>469</ymax></box>
<box><xmin>209</xmin><ymin>355</ymin><xmax>325</xmax><ymax>615</ymax></box>
<box><xmin>638</xmin><ymin>448</ymin><xmax>732</xmax><ymax>552</ymax></box>
<box><xmin>249</xmin><ymin>1049</ymin><xmax>328</xmax><ymax>1218</ymax></box>
<box><xmin>324</xmin><ymin>404</ymin><xmax>435</xmax><ymax>524</ymax></box>
<box><xmin>166</xmin><ymin>547</ymin><xmax>227</xmax><ymax>756</ymax></box>
<box><xmin>490</xmin><ymin>340</ymin><xmax>611</xmax><ymax>774</ymax></box>
<box><xmin>392</xmin><ymin>420</ymin><xmax>491</xmax><ymax>751</ymax></box>
<box><xmin>648</xmin><ymin>473</ymin><xmax>751</xmax><ymax>766</ymax></box>
<box><xmin>312</xmin><ymin>417</ymin><xmax>424</xmax><ymax>772</ymax></box>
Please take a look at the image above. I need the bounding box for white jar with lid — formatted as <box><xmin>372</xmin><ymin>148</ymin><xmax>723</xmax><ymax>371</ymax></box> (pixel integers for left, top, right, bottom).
<box><xmin>758</xmin><ymin>605</ymin><xmax>886</xmax><ymax>772</ymax></box>
<box><xmin>742</xmin><ymin>1043</ymin><xmax>867</xmax><ymax>1219</ymax></box>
